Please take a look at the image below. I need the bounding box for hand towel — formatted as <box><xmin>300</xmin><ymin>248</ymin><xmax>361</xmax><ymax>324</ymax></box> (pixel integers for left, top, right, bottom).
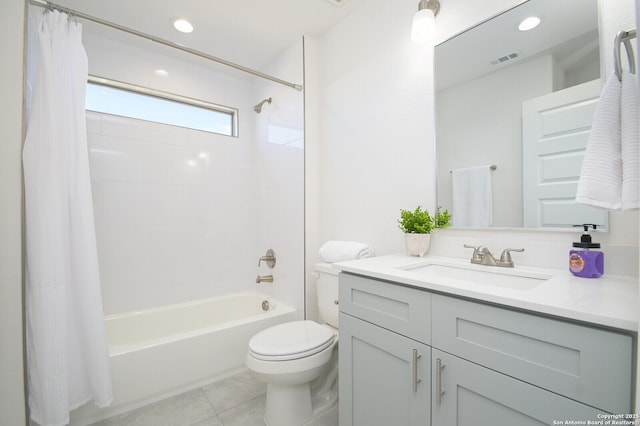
<box><xmin>451</xmin><ymin>165</ymin><xmax>493</xmax><ymax>227</ymax></box>
<box><xmin>621</xmin><ymin>72</ymin><xmax>639</xmax><ymax>209</ymax></box>
<box><xmin>319</xmin><ymin>240</ymin><xmax>374</xmax><ymax>263</ymax></box>
<box><xmin>575</xmin><ymin>74</ymin><xmax>623</xmax><ymax>209</ymax></box>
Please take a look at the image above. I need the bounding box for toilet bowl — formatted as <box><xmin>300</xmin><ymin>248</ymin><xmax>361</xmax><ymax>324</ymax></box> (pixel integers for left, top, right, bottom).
<box><xmin>246</xmin><ymin>263</ymin><xmax>339</xmax><ymax>426</ymax></box>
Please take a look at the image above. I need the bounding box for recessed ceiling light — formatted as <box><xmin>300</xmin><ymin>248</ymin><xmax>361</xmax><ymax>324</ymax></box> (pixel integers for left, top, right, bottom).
<box><xmin>172</xmin><ymin>18</ymin><xmax>194</xmax><ymax>33</ymax></box>
<box><xmin>154</xmin><ymin>69</ymin><xmax>169</xmax><ymax>77</ymax></box>
<box><xmin>518</xmin><ymin>16</ymin><xmax>541</xmax><ymax>31</ymax></box>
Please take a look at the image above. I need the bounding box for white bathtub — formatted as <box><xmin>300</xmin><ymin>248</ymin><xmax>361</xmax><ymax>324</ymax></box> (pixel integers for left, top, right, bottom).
<box><xmin>70</xmin><ymin>292</ymin><xmax>297</xmax><ymax>425</ymax></box>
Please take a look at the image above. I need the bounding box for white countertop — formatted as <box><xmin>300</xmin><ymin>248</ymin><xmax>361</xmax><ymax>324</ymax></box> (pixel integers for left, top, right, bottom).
<box><xmin>335</xmin><ymin>254</ymin><xmax>639</xmax><ymax>332</ymax></box>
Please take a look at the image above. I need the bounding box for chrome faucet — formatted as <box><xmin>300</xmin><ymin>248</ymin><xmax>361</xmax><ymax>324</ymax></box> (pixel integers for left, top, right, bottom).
<box><xmin>256</xmin><ymin>275</ymin><xmax>273</xmax><ymax>283</ymax></box>
<box><xmin>464</xmin><ymin>245</ymin><xmax>524</xmax><ymax>268</ymax></box>
<box><xmin>496</xmin><ymin>248</ymin><xmax>525</xmax><ymax>267</ymax></box>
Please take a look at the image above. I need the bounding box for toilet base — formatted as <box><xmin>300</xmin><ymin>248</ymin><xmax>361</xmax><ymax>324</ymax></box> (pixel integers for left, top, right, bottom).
<box><xmin>262</xmin><ymin>349</ymin><xmax>339</xmax><ymax>426</ymax></box>
<box><xmin>264</xmin><ymin>382</ymin><xmax>339</xmax><ymax>426</ymax></box>
<box><xmin>264</xmin><ymin>382</ymin><xmax>312</xmax><ymax>426</ymax></box>
<box><xmin>264</xmin><ymin>347</ymin><xmax>338</xmax><ymax>426</ymax></box>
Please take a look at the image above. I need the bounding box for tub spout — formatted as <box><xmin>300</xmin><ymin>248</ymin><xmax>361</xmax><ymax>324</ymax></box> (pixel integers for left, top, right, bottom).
<box><xmin>256</xmin><ymin>275</ymin><xmax>273</xmax><ymax>283</ymax></box>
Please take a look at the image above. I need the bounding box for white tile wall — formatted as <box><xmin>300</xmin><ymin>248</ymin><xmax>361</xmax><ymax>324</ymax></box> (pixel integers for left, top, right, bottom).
<box><xmin>252</xmin><ymin>40</ymin><xmax>305</xmax><ymax>318</ymax></box>
<box><xmin>81</xmin><ymin>23</ymin><xmax>305</xmax><ymax>318</ymax></box>
<box><xmin>88</xmin><ymin>112</ymin><xmax>261</xmax><ymax>315</ymax></box>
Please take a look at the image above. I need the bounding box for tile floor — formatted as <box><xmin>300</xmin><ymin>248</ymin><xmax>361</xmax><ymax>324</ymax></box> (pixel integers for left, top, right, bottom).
<box><xmin>29</xmin><ymin>369</ymin><xmax>338</xmax><ymax>426</ymax></box>
<box><xmin>91</xmin><ymin>371</ymin><xmax>267</xmax><ymax>426</ymax></box>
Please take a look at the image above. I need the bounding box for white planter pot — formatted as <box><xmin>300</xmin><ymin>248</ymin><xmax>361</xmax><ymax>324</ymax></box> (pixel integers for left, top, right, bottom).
<box><xmin>404</xmin><ymin>233</ymin><xmax>431</xmax><ymax>257</ymax></box>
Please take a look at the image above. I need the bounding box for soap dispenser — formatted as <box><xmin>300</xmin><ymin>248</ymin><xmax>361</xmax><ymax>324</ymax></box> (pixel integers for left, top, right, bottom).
<box><xmin>569</xmin><ymin>224</ymin><xmax>604</xmax><ymax>278</ymax></box>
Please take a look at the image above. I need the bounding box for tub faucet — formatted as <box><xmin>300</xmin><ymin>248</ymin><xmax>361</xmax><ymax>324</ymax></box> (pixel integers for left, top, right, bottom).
<box><xmin>258</xmin><ymin>249</ymin><xmax>276</xmax><ymax>268</ymax></box>
<box><xmin>256</xmin><ymin>275</ymin><xmax>273</xmax><ymax>283</ymax></box>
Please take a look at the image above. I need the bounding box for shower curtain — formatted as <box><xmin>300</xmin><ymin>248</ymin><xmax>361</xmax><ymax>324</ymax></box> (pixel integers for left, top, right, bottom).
<box><xmin>23</xmin><ymin>10</ymin><xmax>112</xmax><ymax>426</ymax></box>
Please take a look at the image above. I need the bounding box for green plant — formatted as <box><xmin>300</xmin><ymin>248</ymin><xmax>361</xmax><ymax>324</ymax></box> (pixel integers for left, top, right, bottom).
<box><xmin>434</xmin><ymin>207</ymin><xmax>452</xmax><ymax>229</ymax></box>
<box><xmin>398</xmin><ymin>206</ymin><xmax>434</xmax><ymax>234</ymax></box>
<box><xmin>398</xmin><ymin>206</ymin><xmax>452</xmax><ymax>234</ymax></box>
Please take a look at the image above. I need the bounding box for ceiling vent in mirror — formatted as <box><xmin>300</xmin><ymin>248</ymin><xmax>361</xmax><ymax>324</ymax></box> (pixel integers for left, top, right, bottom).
<box><xmin>490</xmin><ymin>52</ymin><xmax>520</xmax><ymax>66</ymax></box>
<box><xmin>326</xmin><ymin>0</ymin><xmax>349</xmax><ymax>5</ymax></box>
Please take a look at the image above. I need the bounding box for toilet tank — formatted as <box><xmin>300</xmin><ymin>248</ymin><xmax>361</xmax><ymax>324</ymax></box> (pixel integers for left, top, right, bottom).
<box><xmin>315</xmin><ymin>262</ymin><xmax>340</xmax><ymax>328</ymax></box>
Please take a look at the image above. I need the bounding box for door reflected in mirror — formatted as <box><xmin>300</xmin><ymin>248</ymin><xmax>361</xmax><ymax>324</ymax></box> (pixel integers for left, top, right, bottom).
<box><xmin>435</xmin><ymin>0</ymin><xmax>607</xmax><ymax>230</ymax></box>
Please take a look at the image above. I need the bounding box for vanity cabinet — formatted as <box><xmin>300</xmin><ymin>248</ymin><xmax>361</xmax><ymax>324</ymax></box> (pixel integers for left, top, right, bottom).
<box><xmin>340</xmin><ymin>314</ymin><xmax>431</xmax><ymax>425</ymax></box>
<box><xmin>339</xmin><ymin>272</ymin><xmax>635</xmax><ymax>426</ymax></box>
<box><xmin>339</xmin><ymin>273</ymin><xmax>432</xmax><ymax>425</ymax></box>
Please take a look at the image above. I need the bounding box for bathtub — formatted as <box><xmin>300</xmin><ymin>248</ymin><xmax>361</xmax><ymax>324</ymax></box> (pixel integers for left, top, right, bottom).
<box><xmin>70</xmin><ymin>292</ymin><xmax>297</xmax><ymax>425</ymax></box>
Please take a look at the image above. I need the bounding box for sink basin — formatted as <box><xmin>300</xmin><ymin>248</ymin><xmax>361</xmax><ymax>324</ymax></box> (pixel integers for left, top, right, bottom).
<box><xmin>401</xmin><ymin>262</ymin><xmax>552</xmax><ymax>291</ymax></box>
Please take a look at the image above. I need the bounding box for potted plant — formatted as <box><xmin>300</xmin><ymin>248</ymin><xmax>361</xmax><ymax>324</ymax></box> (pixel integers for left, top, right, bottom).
<box><xmin>398</xmin><ymin>206</ymin><xmax>452</xmax><ymax>257</ymax></box>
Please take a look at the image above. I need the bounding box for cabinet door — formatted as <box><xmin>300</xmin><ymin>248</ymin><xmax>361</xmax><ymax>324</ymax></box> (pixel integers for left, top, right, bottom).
<box><xmin>340</xmin><ymin>313</ymin><xmax>430</xmax><ymax>426</ymax></box>
<box><xmin>431</xmin><ymin>349</ymin><xmax>603</xmax><ymax>426</ymax></box>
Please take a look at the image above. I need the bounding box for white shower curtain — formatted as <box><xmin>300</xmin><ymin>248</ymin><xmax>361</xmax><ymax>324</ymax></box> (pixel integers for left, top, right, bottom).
<box><xmin>23</xmin><ymin>10</ymin><xmax>112</xmax><ymax>426</ymax></box>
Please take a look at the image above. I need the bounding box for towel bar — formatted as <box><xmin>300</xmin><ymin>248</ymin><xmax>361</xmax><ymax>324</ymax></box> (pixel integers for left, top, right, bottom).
<box><xmin>450</xmin><ymin>165</ymin><xmax>496</xmax><ymax>173</ymax></box>
<box><xmin>614</xmin><ymin>28</ymin><xmax>637</xmax><ymax>81</ymax></box>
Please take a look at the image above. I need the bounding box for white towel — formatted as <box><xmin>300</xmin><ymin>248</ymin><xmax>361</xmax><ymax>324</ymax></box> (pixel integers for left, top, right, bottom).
<box><xmin>319</xmin><ymin>240</ymin><xmax>374</xmax><ymax>263</ymax></box>
<box><xmin>575</xmin><ymin>72</ymin><xmax>640</xmax><ymax>210</ymax></box>
<box><xmin>451</xmin><ymin>165</ymin><xmax>493</xmax><ymax>227</ymax></box>
<box><xmin>621</xmin><ymin>72</ymin><xmax>639</xmax><ymax>209</ymax></box>
<box><xmin>576</xmin><ymin>74</ymin><xmax>623</xmax><ymax>209</ymax></box>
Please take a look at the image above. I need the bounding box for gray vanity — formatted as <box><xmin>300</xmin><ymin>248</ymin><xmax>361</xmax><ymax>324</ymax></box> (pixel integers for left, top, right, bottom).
<box><xmin>337</xmin><ymin>255</ymin><xmax>637</xmax><ymax>426</ymax></box>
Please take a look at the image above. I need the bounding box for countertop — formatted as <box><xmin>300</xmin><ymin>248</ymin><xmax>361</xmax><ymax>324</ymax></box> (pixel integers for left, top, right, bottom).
<box><xmin>335</xmin><ymin>254</ymin><xmax>639</xmax><ymax>332</ymax></box>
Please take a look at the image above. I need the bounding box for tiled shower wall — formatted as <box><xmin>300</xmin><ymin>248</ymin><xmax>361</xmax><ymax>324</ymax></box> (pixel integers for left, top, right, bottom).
<box><xmin>81</xmin><ymin>20</ymin><xmax>305</xmax><ymax>317</ymax></box>
<box><xmin>88</xmin><ymin>112</ymin><xmax>260</xmax><ymax>315</ymax></box>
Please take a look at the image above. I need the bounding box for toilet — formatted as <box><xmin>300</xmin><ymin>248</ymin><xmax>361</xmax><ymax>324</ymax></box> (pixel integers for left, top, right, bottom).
<box><xmin>246</xmin><ymin>262</ymin><xmax>339</xmax><ymax>426</ymax></box>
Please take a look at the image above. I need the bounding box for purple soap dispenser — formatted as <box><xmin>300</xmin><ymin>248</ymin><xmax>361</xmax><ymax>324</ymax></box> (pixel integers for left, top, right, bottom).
<box><xmin>569</xmin><ymin>224</ymin><xmax>604</xmax><ymax>278</ymax></box>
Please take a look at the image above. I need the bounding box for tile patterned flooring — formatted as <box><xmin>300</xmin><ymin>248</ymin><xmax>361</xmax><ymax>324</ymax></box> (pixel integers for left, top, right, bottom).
<box><xmin>92</xmin><ymin>371</ymin><xmax>268</xmax><ymax>426</ymax></box>
<box><xmin>31</xmin><ymin>369</ymin><xmax>338</xmax><ymax>426</ymax></box>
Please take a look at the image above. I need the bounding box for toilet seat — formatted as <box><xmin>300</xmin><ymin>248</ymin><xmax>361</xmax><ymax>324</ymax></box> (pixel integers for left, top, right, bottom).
<box><xmin>249</xmin><ymin>320</ymin><xmax>335</xmax><ymax>361</ymax></box>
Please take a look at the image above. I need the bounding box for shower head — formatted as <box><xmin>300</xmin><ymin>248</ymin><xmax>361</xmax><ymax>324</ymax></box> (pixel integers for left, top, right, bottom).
<box><xmin>253</xmin><ymin>97</ymin><xmax>272</xmax><ymax>113</ymax></box>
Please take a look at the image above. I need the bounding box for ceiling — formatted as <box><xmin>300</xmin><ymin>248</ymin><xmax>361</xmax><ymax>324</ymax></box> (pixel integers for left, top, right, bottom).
<box><xmin>45</xmin><ymin>0</ymin><xmax>362</xmax><ymax>70</ymax></box>
<box><xmin>435</xmin><ymin>0</ymin><xmax>599</xmax><ymax>91</ymax></box>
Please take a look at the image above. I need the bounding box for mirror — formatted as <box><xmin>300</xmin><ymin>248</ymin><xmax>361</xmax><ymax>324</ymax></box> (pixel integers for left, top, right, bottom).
<box><xmin>435</xmin><ymin>0</ymin><xmax>607</xmax><ymax>229</ymax></box>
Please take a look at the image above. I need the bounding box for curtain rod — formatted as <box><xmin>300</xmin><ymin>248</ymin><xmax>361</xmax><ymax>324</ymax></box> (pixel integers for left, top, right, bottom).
<box><xmin>28</xmin><ymin>0</ymin><xmax>303</xmax><ymax>91</ymax></box>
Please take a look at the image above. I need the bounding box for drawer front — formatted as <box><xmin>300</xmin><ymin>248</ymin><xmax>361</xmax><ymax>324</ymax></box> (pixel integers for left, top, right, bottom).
<box><xmin>432</xmin><ymin>294</ymin><xmax>633</xmax><ymax>414</ymax></box>
<box><xmin>339</xmin><ymin>272</ymin><xmax>431</xmax><ymax>344</ymax></box>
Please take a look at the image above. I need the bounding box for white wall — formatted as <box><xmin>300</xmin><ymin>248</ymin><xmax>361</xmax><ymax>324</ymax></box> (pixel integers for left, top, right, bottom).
<box><xmin>74</xmin><ymin>20</ymin><xmax>305</xmax><ymax>316</ymax></box>
<box><xmin>315</xmin><ymin>0</ymin><xmax>436</xmax><ymax>257</ymax></box>
<box><xmin>88</xmin><ymin>112</ymin><xmax>263</xmax><ymax>314</ymax></box>
<box><xmin>254</xmin><ymin>39</ymin><xmax>305</xmax><ymax>317</ymax></box>
<box><xmin>81</xmin><ymin>30</ymin><xmax>258</xmax><ymax>314</ymax></box>
<box><xmin>0</xmin><ymin>0</ymin><xmax>26</xmax><ymax>423</ymax></box>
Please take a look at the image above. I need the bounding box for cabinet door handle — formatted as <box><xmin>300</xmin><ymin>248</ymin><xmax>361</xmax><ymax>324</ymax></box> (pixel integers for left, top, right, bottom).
<box><xmin>436</xmin><ymin>357</ymin><xmax>446</xmax><ymax>405</ymax></box>
<box><xmin>412</xmin><ymin>349</ymin><xmax>422</xmax><ymax>393</ymax></box>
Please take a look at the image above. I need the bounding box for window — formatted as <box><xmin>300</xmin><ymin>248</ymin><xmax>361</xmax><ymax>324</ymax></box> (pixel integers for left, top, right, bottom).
<box><xmin>86</xmin><ymin>77</ymin><xmax>238</xmax><ymax>137</ymax></box>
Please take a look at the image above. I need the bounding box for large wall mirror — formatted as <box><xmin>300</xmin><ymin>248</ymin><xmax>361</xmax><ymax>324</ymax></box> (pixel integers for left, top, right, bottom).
<box><xmin>435</xmin><ymin>0</ymin><xmax>608</xmax><ymax>230</ymax></box>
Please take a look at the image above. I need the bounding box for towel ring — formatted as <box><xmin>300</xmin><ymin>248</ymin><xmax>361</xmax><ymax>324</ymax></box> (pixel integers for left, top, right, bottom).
<box><xmin>614</xmin><ymin>29</ymin><xmax>637</xmax><ymax>81</ymax></box>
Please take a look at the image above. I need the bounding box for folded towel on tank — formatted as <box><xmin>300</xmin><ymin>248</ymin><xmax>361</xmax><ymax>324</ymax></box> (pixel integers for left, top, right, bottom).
<box><xmin>319</xmin><ymin>240</ymin><xmax>374</xmax><ymax>263</ymax></box>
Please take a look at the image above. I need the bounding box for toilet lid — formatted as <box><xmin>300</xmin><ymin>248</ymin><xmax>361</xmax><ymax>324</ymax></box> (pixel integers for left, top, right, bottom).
<box><xmin>248</xmin><ymin>320</ymin><xmax>335</xmax><ymax>361</ymax></box>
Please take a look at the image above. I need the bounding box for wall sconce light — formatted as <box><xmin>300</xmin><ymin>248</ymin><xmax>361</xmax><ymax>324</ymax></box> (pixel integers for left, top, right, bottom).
<box><xmin>411</xmin><ymin>0</ymin><xmax>440</xmax><ymax>43</ymax></box>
